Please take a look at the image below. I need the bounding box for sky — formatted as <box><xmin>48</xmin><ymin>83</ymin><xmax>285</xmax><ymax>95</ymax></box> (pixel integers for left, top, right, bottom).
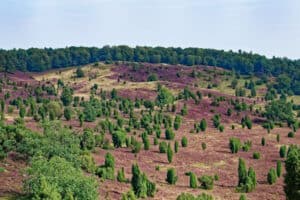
<box><xmin>0</xmin><ymin>0</ymin><xmax>299</xmax><ymax>59</ymax></box>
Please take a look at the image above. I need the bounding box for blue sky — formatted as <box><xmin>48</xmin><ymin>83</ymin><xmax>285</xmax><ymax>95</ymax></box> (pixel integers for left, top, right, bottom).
<box><xmin>0</xmin><ymin>0</ymin><xmax>299</xmax><ymax>59</ymax></box>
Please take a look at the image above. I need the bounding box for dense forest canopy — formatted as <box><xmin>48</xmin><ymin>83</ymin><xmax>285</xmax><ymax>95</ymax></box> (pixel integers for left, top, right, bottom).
<box><xmin>1</xmin><ymin>45</ymin><xmax>300</xmax><ymax>93</ymax></box>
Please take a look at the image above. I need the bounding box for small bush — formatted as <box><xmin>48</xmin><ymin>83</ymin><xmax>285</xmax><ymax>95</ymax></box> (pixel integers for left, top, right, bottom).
<box><xmin>229</xmin><ymin>137</ymin><xmax>241</xmax><ymax>153</ymax></box>
<box><xmin>279</xmin><ymin>145</ymin><xmax>287</xmax><ymax>158</ymax></box>
<box><xmin>267</xmin><ymin>168</ymin><xmax>277</xmax><ymax>185</ymax></box>
<box><xmin>287</xmin><ymin>132</ymin><xmax>295</xmax><ymax>138</ymax></box>
<box><xmin>253</xmin><ymin>152</ymin><xmax>261</xmax><ymax>159</ymax></box>
<box><xmin>276</xmin><ymin>160</ymin><xmax>282</xmax><ymax>177</ymax></box>
<box><xmin>166</xmin><ymin>168</ymin><xmax>178</xmax><ymax>185</ymax></box>
<box><xmin>198</xmin><ymin>175</ymin><xmax>214</xmax><ymax>190</ymax></box>
<box><xmin>174</xmin><ymin>141</ymin><xmax>179</xmax><ymax>153</ymax></box>
<box><xmin>165</xmin><ymin>129</ymin><xmax>175</xmax><ymax>140</ymax></box>
<box><xmin>189</xmin><ymin>172</ymin><xmax>198</xmax><ymax>188</ymax></box>
<box><xmin>201</xmin><ymin>142</ymin><xmax>207</xmax><ymax>150</ymax></box>
<box><xmin>159</xmin><ymin>142</ymin><xmax>167</xmax><ymax>153</ymax></box>
<box><xmin>181</xmin><ymin>136</ymin><xmax>188</xmax><ymax>147</ymax></box>
<box><xmin>261</xmin><ymin>137</ymin><xmax>266</xmax><ymax>146</ymax></box>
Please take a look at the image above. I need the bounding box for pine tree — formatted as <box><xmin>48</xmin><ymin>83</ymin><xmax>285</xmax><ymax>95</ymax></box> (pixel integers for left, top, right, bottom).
<box><xmin>174</xmin><ymin>141</ymin><xmax>179</xmax><ymax>153</ymax></box>
<box><xmin>276</xmin><ymin>160</ymin><xmax>282</xmax><ymax>177</ymax></box>
<box><xmin>189</xmin><ymin>172</ymin><xmax>198</xmax><ymax>188</ymax></box>
<box><xmin>167</xmin><ymin>143</ymin><xmax>173</xmax><ymax>163</ymax></box>
<box><xmin>238</xmin><ymin>158</ymin><xmax>247</xmax><ymax>186</ymax></box>
<box><xmin>166</xmin><ymin>168</ymin><xmax>178</xmax><ymax>185</ymax></box>
<box><xmin>267</xmin><ymin>168</ymin><xmax>277</xmax><ymax>185</ymax></box>
<box><xmin>199</xmin><ymin>119</ymin><xmax>207</xmax><ymax>131</ymax></box>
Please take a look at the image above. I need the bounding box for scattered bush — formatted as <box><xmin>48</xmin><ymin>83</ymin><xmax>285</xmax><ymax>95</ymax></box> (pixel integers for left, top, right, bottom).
<box><xmin>166</xmin><ymin>168</ymin><xmax>178</xmax><ymax>185</ymax></box>
<box><xmin>253</xmin><ymin>152</ymin><xmax>261</xmax><ymax>159</ymax></box>
<box><xmin>159</xmin><ymin>142</ymin><xmax>167</xmax><ymax>153</ymax></box>
<box><xmin>181</xmin><ymin>136</ymin><xmax>188</xmax><ymax>147</ymax></box>
<box><xmin>279</xmin><ymin>145</ymin><xmax>287</xmax><ymax>158</ymax></box>
<box><xmin>229</xmin><ymin>137</ymin><xmax>241</xmax><ymax>154</ymax></box>
<box><xmin>198</xmin><ymin>175</ymin><xmax>214</xmax><ymax>190</ymax></box>
<box><xmin>267</xmin><ymin>168</ymin><xmax>277</xmax><ymax>185</ymax></box>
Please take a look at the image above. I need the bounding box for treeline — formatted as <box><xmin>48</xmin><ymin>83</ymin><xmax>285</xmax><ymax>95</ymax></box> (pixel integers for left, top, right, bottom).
<box><xmin>1</xmin><ymin>45</ymin><xmax>300</xmax><ymax>88</ymax></box>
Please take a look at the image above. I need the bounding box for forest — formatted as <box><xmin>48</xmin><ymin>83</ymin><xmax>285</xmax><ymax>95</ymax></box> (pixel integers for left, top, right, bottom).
<box><xmin>1</xmin><ymin>46</ymin><xmax>300</xmax><ymax>94</ymax></box>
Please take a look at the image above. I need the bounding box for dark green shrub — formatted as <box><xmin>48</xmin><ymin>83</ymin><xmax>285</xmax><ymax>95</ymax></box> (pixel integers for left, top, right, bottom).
<box><xmin>198</xmin><ymin>175</ymin><xmax>214</xmax><ymax>190</ymax></box>
<box><xmin>167</xmin><ymin>143</ymin><xmax>173</xmax><ymax>163</ymax></box>
<box><xmin>267</xmin><ymin>168</ymin><xmax>277</xmax><ymax>184</ymax></box>
<box><xmin>181</xmin><ymin>136</ymin><xmax>188</xmax><ymax>147</ymax></box>
<box><xmin>174</xmin><ymin>140</ymin><xmax>179</xmax><ymax>153</ymax></box>
<box><xmin>166</xmin><ymin>168</ymin><xmax>178</xmax><ymax>185</ymax></box>
<box><xmin>261</xmin><ymin>137</ymin><xmax>266</xmax><ymax>146</ymax></box>
<box><xmin>112</xmin><ymin>130</ymin><xmax>126</xmax><ymax>148</ymax></box>
<box><xmin>199</xmin><ymin>119</ymin><xmax>207</xmax><ymax>132</ymax></box>
<box><xmin>276</xmin><ymin>160</ymin><xmax>282</xmax><ymax>177</ymax></box>
<box><xmin>229</xmin><ymin>137</ymin><xmax>241</xmax><ymax>153</ymax></box>
<box><xmin>279</xmin><ymin>145</ymin><xmax>287</xmax><ymax>158</ymax></box>
<box><xmin>253</xmin><ymin>152</ymin><xmax>260</xmax><ymax>159</ymax></box>
<box><xmin>202</xmin><ymin>142</ymin><xmax>207</xmax><ymax>150</ymax></box>
<box><xmin>117</xmin><ymin>167</ymin><xmax>128</xmax><ymax>183</ymax></box>
<box><xmin>165</xmin><ymin>128</ymin><xmax>175</xmax><ymax>140</ymax></box>
<box><xmin>288</xmin><ymin>132</ymin><xmax>295</xmax><ymax>138</ymax></box>
<box><xmin>159</xmin><ymin>142</ymin><xmax>167</xmax><ymax>153</ymax></box>
<box><xmin>189</xmin><ymin>172</ymin><xmax>198</xmax><ymax>188</ymax></box>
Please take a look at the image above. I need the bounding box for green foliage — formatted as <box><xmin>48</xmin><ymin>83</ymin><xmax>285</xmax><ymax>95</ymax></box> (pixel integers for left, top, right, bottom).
<box><xmin>112</xmin><ymin>130</ymin><xmax>126</xmax><ymax>148</ymax></box>
<box><xmin>19</xmin><ymin>105</ymin><xmax>26</xmax><ymax>118</ymax></box>
<box><xmin>276</xmin><ymin>134</ymin><xmax>280</xmax><ymax>142</ymax></box>
<box><xmin>131</xmin><ymin>138</ymin><xmax>142</xmax><ymax>154</ymax></box>
<box><xmin>174</xmin><ymin>115</ymin><xmax>182</xmax><ymax>130</ymax></box>
<box><xmin>131</xmin><ymin>164</ymin><xmax>156</xmax><ymax>198</ymax></box>
<box><xmin>229</xmin><ymin>137</ymin><xmax>241</xmax><ymax>154</ymax></box>
<box><xmin>159</xmin><ymin>142</ymin><xmax>167</xmax><ymax>153</ymax></box>
<box><xmin>284</xmin><ymin>145</ymin><xmax>300</xmax><ymax>200</ymax></box>
<box><xmin>81</xmin><ymin>129</ymin><xmax>95</xmax><ymax>150</ymax></box>
<box><xmin>280</xmin><ymin>145</ymin><xmax>287</xmax><ymax>158</ymax></box>
<box><xmin>174</xmin><ymin>140</ymin><xmax>179</xmax><ymax>153</ymax></box>
<box><xmin>63</xmin><ymin>107</ymin><xmax>72</xmax><ymax>121</ymax></box>
<box><xmin>96</xmin><ymin>152</ymin><xmax>115</xmax><ymax>180</ymax></box>
<box><xmin>189</xmin><ymin>172</ymin><xmax>198</xmax><ymax>188</ymax></box>
<box><xmin>276</xmin><ymin>160</ymin><xmax>282</xmax><ymax>177</ymax></box>
<box><xmin>198</xmin><ymin>175</ymin><xmax>214</xmax><ymax>190</ymax></box>
<box><xmin>181</xmin><ymin>104</ymin><xmax>188</xmax><ymax>116</ymax></box>
<box><xmin>261</xmin><ymin>137</ymin><xmax>266</xmax><ymax>146</ymax></box>
<box><xmin>253</xmin><ymin>152</ymin><xmax>260</xmax><ymax>159</ymax></box>
<box><xmin>176</xmin><ymin>192</ymin><xmax>214</xmax><ymax>200</ymax></box>
<box><xmin>117</xmin><ymin>167</ymin><xmax>128</xmax><ymax>183</ymax></box>
<box><xmin>60</xmin><ymin>86</ymin><xmax>73</xmax><ymax>106</ymax></box>
<box><xmin>79</xmin><ymin>153</ymin><xmax>96</xmax><ymax>173</ymax></box>
<box><xmin>47</xmin><ymin>101</ymin><xmax>63</xmax><ymax>120</ymax></box>
<box><xmin>147</xmin><ymin>73</ymin><xmax>158</xmax><ymax>82</ymax></box>
<box><xmin>239</xmin><ymin>194</ymin><xmax>247</xmax><ymax>200</ymax></box>
<box><xmin>122</xmin><ymin>190</ymin><xmax>137</xmax><ymax>200</ymax></box>
<box><xmin>265</xmin><ymin>100</ymin><xmax>294</xmax><ymax>124</ymax></box>
<box><xmin>76</xmin><ymin>67</ymin><xmax>85</xmax><ymax>78</ymax></box>
<box><xmin>181</xmin><ymin>136</ymin><xmax>188</xmax><ymax>147</ymax></box>
<box><xmin>236</xmin><ymin>158</ymin><xmax>257</xmax><ymax>193</ymax></box>
<box><xmin>202</xmin><ymin>142</ymin><xmax>207</xmax><ymax>150</ymax></box>
<box><xmin>167</xmin><ymin>143</ymin><xmax>173</xmax><ymax>163</ymax></box>
<box><xmin>156</xmin><ymin>86</ymin><xmax>174</xmax><ymax>107</ymax></box>
<box><xmin>83</xmin><ymin>103</ymin><xmax>96</xmax><ymax>122</ymax></box>
<box><xmin>267</xmin><ymin>168</ymin><xmax>277</xmax><ymax>185</ymax></box>
<box><xmin>212</xmin><ymin>114</ymin><xmax>221</xmax><ymax>128</ymax></box>
<box><xmin>238</xmin><ymin>158</ymin><xmax>247</xmax><ymax>187</ymax></box>
<box><xmin>199</xmin><ymin>119</ymin><xmax>207</xmax><ymax>132</ymax></box>
<box><xmin>166</xmin><ymin>168</ymin><xmax>178</xmax><ymax>185</ymax></box>
<box><xmin>24</xmin><ymin>156</ymin><xmax>98</xmax><ymax>200</ymax></box>
<box><xmin>165</xmin><ymin>128</ymin><xmax>175</xmax><ymax>140</ymax></box>
<box><xmin>288</xmin><ymin>132</ymin><xmax>295</xmax><ymax>138</ymax></box>
<box><xmin>241</xmin><ymin>116</ymin><xmax>252</xmax><ymax>129</ymax></box>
